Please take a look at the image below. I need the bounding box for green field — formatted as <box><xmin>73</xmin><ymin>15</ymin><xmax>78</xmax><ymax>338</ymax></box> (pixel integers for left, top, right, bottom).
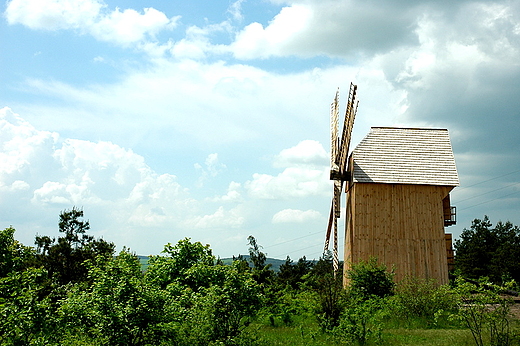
<box><xmin>245</xmin><ymin>315</ymin><xmax>520</xmax><ymax>346</ymax></box>
<box><xmin>250</xmin><ymin>325</ymin><xmax>476</xmax><ymax>345</ymax></box>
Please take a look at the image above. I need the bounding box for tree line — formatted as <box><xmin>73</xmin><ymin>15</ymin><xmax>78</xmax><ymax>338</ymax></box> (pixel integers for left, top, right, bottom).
<box><xmin>1</xmin><ymin>209</ymin><xmax>519</xmax><ymax>345</ymax></box>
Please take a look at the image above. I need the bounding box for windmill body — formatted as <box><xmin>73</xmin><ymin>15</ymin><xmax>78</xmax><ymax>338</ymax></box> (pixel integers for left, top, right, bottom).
<box><xmin>325</xmin><ymin>86</ymin><xmax>459</xmax><ymax>285</ymax></box>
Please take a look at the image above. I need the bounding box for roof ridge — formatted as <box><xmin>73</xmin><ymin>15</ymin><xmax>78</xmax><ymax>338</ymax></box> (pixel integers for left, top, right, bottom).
<box><xmin>352</xmin><ymin>127</ymin><xmax>459</xmax><ymax>186</ymax></box>
<box><xmin>371</xmin><ymin>126</ymin><xmax>448</xmax><ymax>131</ymax></box>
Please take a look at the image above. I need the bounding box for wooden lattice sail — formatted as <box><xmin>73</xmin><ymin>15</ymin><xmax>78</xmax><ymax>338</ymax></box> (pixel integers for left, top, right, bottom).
<box><xmin>324</xmin><ymin>83</ymin><xmax>358</xmax><ymax>273</ymax></box>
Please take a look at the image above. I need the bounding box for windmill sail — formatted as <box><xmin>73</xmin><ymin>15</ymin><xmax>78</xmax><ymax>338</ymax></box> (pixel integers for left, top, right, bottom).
<box><xmin>331</xmin><ymin>88</ymin><xmax>340</xmax><ymax>174</ymax></box>
<box><xmin>338</xmin><ymin>83</ymin><xmax>358</xmax><ymax>178</ymax></box>
<box><xmin>325</xmin><ymin>83</ymin><xmax>359</xmax><ymax>275</ymax></box>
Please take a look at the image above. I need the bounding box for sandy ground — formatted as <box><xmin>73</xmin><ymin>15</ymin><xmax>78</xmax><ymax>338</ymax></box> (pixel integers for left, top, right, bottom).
<box><xmin>510</xmin><ymin>297</ymin><xmax>520</xmax><ymax>319</ymax></box>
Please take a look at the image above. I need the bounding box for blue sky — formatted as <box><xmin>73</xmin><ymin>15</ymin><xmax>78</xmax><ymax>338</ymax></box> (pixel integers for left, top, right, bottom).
<box><xmin>1</xmin><ymin>0</ymin><xmax>520</xmax><ymax>260</ymax></box>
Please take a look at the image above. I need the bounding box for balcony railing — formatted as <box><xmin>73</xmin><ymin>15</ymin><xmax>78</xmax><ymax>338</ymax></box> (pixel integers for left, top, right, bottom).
<box><xmin>444</xmin><ymin>206</ymin><xmax>456</xmax><ymax>226</ymax></box>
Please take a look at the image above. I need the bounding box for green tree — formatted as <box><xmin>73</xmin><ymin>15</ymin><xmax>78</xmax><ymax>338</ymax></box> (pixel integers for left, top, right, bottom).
<box><xmin>34</xmin><ymin>207</ymin><xmax>115</xmax><ymax>285</ymax></box>
<box><xmin>306</xmin><ymin>252</ymin><xmax>345</xmax><ymax>330</ymax></box>
<box><xmin>455</xmin><ymin>216</ymin><xmax>520</xmax><ymax>284</ymax></box>
<box><xmin>58</xmin><ymin>250</ymin><xmax>167</xmax><ymax>346</ymax></box>
<box><xmin>0</xmin><ymin>227</ymin><xmax>34</xmax><ymax>277</ymax></box>
<box><xmin>178</xmin><ymin>262</ymin><xmax>262</xmax><ymax>344</ymax></box>
<box><xmin>451</xmin><ymin>277</ymin><xmax>514</xmax><ymax>346</ymax></box>
<box><xmin>247</xmin><ymin>235</ymin><xmax>273</xmax><ymax>287</ymax></box>
<box><xmin>0</xmin><ymin>268</ymin><xmax>54</xmax><ymax>345</ymax></box>
<box><xmin>346</xmin><ymin>257</ymin><xmax>395</xmax><ymax>300</ymax></box>
<box><xmin>334</xmin><ymin>296</ymin><xmax>385</xmax><ymax>346</ymax></box>
<box><xmin>0</xmin><ymin>227</ymin><xmax>16</xmax><ymax>277</ymax></box>
<box><xmin>145</xmin><ymin>239</ymin><xmax>262</xmax><ymax>345</ymax></box>
<box><xmin>277</xmin><ymin>256</ymin><xmax>314</xmax><ymax>290</ymax></box>
<box><xmin>145</xmin><ymin>238</ymin><xmax>215</xmax><ymax>290</ymax></box>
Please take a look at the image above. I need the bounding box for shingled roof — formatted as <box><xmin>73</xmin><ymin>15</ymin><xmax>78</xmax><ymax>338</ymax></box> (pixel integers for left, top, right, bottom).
<box><xmin>351</xmin><ymin>127</ymin><xmax>459</xmax><ymax>186</ymax></box>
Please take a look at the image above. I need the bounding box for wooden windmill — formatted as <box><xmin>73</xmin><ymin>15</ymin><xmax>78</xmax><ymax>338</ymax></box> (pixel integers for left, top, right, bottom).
<box><xmin>324</xmin><ymin>83</ymin><xmax>359</xmax><ymax>273</ymax></box>
<box><xmin>323</xmin><ymin>83</ymin><xmax>458</xmax><ymax>285</ymax></box>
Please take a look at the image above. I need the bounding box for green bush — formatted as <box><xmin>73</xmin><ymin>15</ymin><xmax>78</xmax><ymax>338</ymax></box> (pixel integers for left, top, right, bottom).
<box><xmin>306</xmin><ymin>254</ymin><xmax>346</xmax><ymax>330</ymax></box>
<box><xmin>334</xmin><ymin>296</ymin><xmax>386</xmax><ymax>346</ymax></box>
<box><xmin>391</xmin><ymin>277</ymin><xmax>457</xmax><ymax>327</ymax></box>
<box><xmin>347</xmin><ymin>257</ymin><xmax>395</xmax><ymax>300</ymax></box>
<box><xmin>451</xmin><ymin>277</ymin><xmax>515</xmax><ymax>346</ymax></box>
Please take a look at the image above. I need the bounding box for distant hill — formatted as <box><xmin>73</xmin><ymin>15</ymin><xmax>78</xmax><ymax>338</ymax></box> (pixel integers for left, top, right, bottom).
<box><xmin>136</xmin><ymin>255</ymin><xmax>311</xmax><ymax>272</ymax></box>
<box><xmin>219</xmin><ymin>255</ymin><xmax>288</xmax><ymax>272</ymax></box>
<box><xmin>137</xmin><ymin>255</ymin><xmax>150</xmax><ymax>271</ymax></box>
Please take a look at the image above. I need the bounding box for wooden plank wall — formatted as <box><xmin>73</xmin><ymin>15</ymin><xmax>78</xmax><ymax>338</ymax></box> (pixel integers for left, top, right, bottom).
<box><xmin>344</xmin><ymin>183</ymin><xmax>453</xmax><ymax>286</ymax></box>
<box><xmin>445</xmin><ymin>233</ymin><xmax>455</xmax><ymax>272</ymax></box>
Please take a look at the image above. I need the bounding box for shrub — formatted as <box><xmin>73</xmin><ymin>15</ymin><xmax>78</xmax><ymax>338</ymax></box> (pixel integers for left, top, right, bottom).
<box><xmin>347</xmin><ymin>257</ymin><xmax>395</xmax><ymax>300</ymax></box>
<box><xmin>451</xmin><ymin>277</ymin><xmax>514</xmax><ymax>346</ymax></box>
<box><xmin>306</xmin><ymin>253</ymin><xmax>346</xmax><ymax>330</ymax></box>
<box><xmin>334</xmin><ymin>296</ymin><xmax>386</xmax><ymax>346</ymax></box>
<box><xmin>392</xmin><ymin>276</ymin><xmax>457</xmax><ymax>326</ymax></box>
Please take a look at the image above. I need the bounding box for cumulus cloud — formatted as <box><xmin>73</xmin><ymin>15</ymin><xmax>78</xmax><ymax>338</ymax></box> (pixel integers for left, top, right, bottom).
<box><xmin>227</xmin><ymin>0</ymin><xmax>245</xmax><ymax>22</ymax></box>
<box><xmin>0</xmin><ymin>107</ymin><xmax>60</xmax><ymax>186</ymax></box>
<box><xmin>0</xmin><ymin>107</ymin><xmax>193</xmax><ymax>247</ymax></box>
<box><xmin>5</xmin><ymin>0</ymin><xmax>520</xmax><ymax>257</ymax></box>
<box><xmin>274</xmin><ymin>140</ymin><xmax>328</xmax><ymax>168</ymax></box>
<box><xmin>90</xmin><ymin>7</ymin><xmax>174</xmax><ymax>44</ymax></box>
<box><xmin>1</xmin><ymin>107</ymin><xmax>331</xmax><ymax>256</ymax></box>
<box><xmin>4</xmin><ymin>0</ymin><xmax>103</xmax><ymax>30</ymax></box>
<box><xmin>184</xmin><ymin>206</ymin><xmax>245</xmax><ymax>229</ymax></box>
<box><xmin>380</xmin><ymin>2</ymin><xmax>520</xmax><ymax>157</ymax></box>
<box><xmin>272</xmin><ymin>208</ymin><xmax>321</xmax><ymax>223</ymax></box>
<box><xmin>230</xmin><ymin>0</ymin><xmax>418</xmax><ymax>59</ymax></box>
<box><xmin>195</xmin><ymin>153</ymin><xmax>227</xmax><ymax>187</ymax></box>
<box><xmin>245</xmin><ymin>142</ymin><xmax>330</xmax><ymax>200</ymax></box>
<box><xmin>4</xmin><ymin>0</ymin><xmax>178</xmax><ymax>45</ymax></box>
<box><xmin>209</xmin><ymin>182</ymin><xmax>242</xmax><ymax>203</ymax></box>
<box><xmin>231</xmin><ymin>4</ymin><xmax>313</xmax><ymax>59</ymax></box>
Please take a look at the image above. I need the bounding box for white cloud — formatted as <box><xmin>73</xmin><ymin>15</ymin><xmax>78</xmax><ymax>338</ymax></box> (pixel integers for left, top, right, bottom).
<box><xmin>184</xmin><ymin>206</ymin><xmax>245</xmax><ymax>229</ymax></box>
<box><xmin>230</xmin><ymin>0</ymin><xmax>418</xmax><ymax>59</ymax></box>
<box><xmin>209</xmin><ymin>182</ymin><xmax>242</xmax><ymax>203</ymax></box>
<box><xmin>231</xmin><ymin>4</ymin><xmax>312</xmax><ymax>59</ymax></box>
<box><xmin>5</xmin><ymin>0</ymin><xmax>103</xmax><ymax>30</ymax></box>
<box><xmin>272</xmin><ymin>208</ymin><xmax>321</xmax><ymax>223</ymax></box>
<box><xmin>17</xmin><ymin>61</ymin><xmax>387</xmax><ymax>160</ymax></box>
<box><xmin>170</xmin><ymin>22</ymin><xmax>231</xmax><ymax>60</ymax></box>
<box><xmin>2</xmin><ymin>108</ymin><xmax>331</xmax><ymax>256</ymax></box>
<box><xmin>195</xmin><ymin>153</ymin><xmax>227</xmax><ymax>187</ymax></box>
<box><xmin>91</xmin><ymin>7</ymin><xmax>174</xmax><ymax>44</ymax></box>
<box><xmin>274</xmin><ymin>140</ymin><xmax>328</xmax><ymax>168</ymax></box>
<box><xmin>227</xmin><ymin>0</ymin><xmax>245</xmax><ymax>22</ymax></box>
<box><xmin>4</xmin><ymin>0</ymin><xmax>178</xmax><ymax>46</ymax></box>
<box><xmin>0</xmin><ymin>180</ymin><xmax>30</xmax><ymax>193</ymax></box>
<box><xmin>0</xmin><ymin>107</ymin><xmax>59</xmax><ymax>182</ymax></box>
<box><xmin>33</xmin><ymin>181</ymin><xmax>89</xmax><ymax>205</ymax></box>
<box><xmin>243</xmin><ymin>139</ymin><xmax>332</xmax><ymax>200</ymax></box>
<box><xmin>0</xmin><ymin>108</ymin><xmax>195</xmax><ymax>247</ymax></box>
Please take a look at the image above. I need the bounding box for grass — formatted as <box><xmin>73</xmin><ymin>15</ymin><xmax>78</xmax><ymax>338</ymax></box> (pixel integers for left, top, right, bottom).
<box><xmin>382</xmin><ymin>329</ymin><xmax>474</xmax><ymax>346</ymax></box>
<box><xmin>245</xmin><ymin>314</ymin><xmax>520</xmax><ymax>346</ymax></box>
<box><xmin>250</xmin><ymin>323</ymin><xmax>477</xmax><ymax>345</ymax></box>
<box><xmin>248</xmin><ymin>324</ymin><xmax>339</xmax><ymax>346</ymax></box>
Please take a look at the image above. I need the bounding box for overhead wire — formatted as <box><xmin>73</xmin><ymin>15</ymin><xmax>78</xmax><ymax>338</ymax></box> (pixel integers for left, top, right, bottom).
<box><xmin>271</xmin><ymin>243</ymin><xmax>325</xmax><ymax>260</ymax></box>
<box><xmin>460</xmin><ymin>189</ymin><xmax>520</xmax><ymax>211</ymax></box>
<box><xmin>267</xmin><ymin>223</ymin><xmax>345</xmax><ymax>259</ymax></box>
<box><xmin>456</xmin><ymin>168</ymin><xmax>520</xmax><ymax>191</ymax></box>
<box><xmin>456</xmin><ymin>181</ymin><xmax>520</xmax><ymax>203</ymax></box>
<box><xmin>262</xmin><ymin>229</ymin><xmax>324</xmax><ymax>249</ymax></box>
<box><xmin>456</xmin><ymin>169</ymin><xmax>520</xmax><ymax>210</ymax></box>
<box><xmin>256</xmin><ymin>169</ymin><xmax>520</xmax><ymax>259</ymax></box>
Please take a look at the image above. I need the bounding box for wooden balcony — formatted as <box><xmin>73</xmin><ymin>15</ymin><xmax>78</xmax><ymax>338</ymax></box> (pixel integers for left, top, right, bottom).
<box><xmin>443</xmin><ymin>195</ymin><xmax>456</xmax><ymax>226</ymax></box>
